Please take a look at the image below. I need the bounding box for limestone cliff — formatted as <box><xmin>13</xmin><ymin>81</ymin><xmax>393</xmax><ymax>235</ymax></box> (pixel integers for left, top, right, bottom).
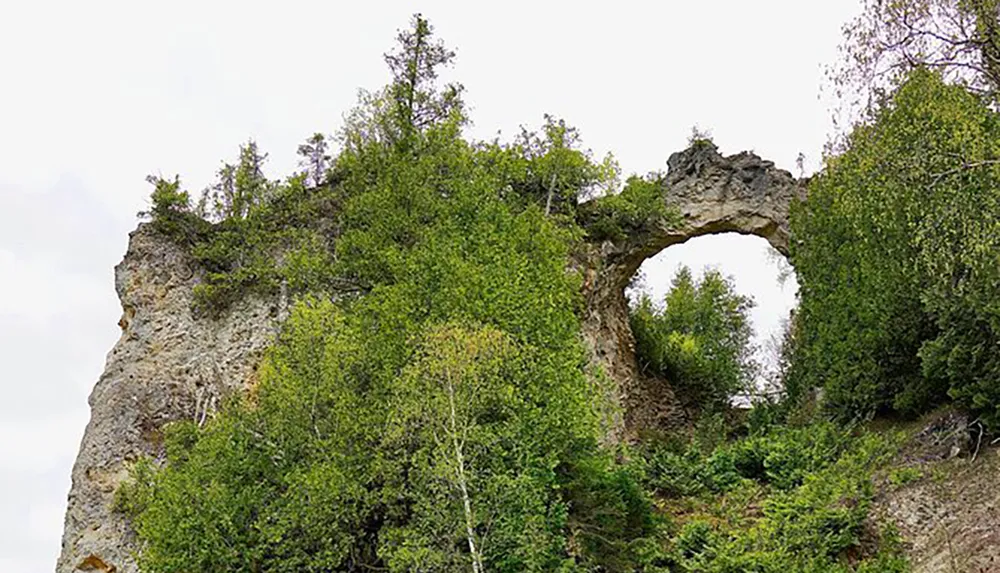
<box><xmin>57</xmin><ymin>143</ymin><xmax>803</xmax><ymax>572</ymax></box>
<box><xmin>57</xmin><ymin>226</ymin><xmax>286</xmax><ymax>573</ymax></box>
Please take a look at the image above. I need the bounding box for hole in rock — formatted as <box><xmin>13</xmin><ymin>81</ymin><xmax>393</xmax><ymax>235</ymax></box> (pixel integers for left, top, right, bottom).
<box><xmin>629</xmin><ymin>232</ymin><xmax>799</xmax><ymax>398</ymax></box>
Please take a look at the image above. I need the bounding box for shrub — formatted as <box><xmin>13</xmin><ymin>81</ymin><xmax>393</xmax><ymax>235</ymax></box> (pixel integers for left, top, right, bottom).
<box><xmin>647</xmin><ymin>424</ymin><xmax>907</xmax><ymax>572</ymax></box>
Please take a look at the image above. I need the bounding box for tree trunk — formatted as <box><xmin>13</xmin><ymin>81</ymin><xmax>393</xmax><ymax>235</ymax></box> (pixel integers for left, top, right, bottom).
<box><xmin>445</xmin><ymin>367</ymin><xmax>485</xmax><ymax>573</ymax></box>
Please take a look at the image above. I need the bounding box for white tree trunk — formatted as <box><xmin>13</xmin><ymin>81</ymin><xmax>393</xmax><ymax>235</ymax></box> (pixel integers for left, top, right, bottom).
<box><xmin>446</xmin><ymin>367</ymin><xmax>485</xmax><ymax>573</ymax></box>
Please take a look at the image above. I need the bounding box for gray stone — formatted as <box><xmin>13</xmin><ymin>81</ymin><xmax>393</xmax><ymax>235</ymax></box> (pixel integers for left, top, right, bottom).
<box><xmin>56</xmin><ymin>224</ymin><xmax>285</xmax><ymax>573</ymax></box>
<box><xmin>577</xmin><ymin>142</ymin><xmax>803</xmax><ymax>441</ymax></box>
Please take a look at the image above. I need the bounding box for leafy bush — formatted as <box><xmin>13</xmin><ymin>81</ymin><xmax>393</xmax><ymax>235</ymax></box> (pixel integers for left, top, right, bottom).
<box><xmin>631</xmin><ymin>267</ymin><xmax>757</xmax><ymax>412</ymax></box>
<box><xmin>139</xmin><ymin>175</ymin><xmax>208</xmax><ymax>245</ymax></box>
<box><xmin>140</xmin><ymin>150</ymin><xmax>341</xmax><ymax>315</ymax></box>
<box><xmin>642</xmin><ymin>422</ymin><xmax>856</xmax><ymax>498</ymax></box>
<box><xmin>578</xmin><ymin>174</ymin><xmax>680</xmax><ymax>242</ymax></box>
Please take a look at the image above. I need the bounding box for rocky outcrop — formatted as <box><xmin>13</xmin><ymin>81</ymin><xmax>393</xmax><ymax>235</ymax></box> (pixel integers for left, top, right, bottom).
<box><xmin>873</xmin><ymin>411</ymin><xmax>1000</xmax><ymax>572</ymax></box>
<box><xmin>56</xmin><ymin>225</ymin><xmax>286</xmax><ymax>573</ymax></box>
<box><xmin>578</xmin><ymin>142</ymin><xmax>804</xmax><ymax>441</ymax></box>
<box><xmin>57</xmin><ymin>143</ymin><xmax>802</xmax><ymax>570</ymax></box>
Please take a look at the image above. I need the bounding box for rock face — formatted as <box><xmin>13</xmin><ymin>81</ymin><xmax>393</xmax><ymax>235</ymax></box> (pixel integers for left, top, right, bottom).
<box><xmin>57</xmin><ymin>143</ymin><xmax>802</xmax><ymax>571</ymax></box>
<box><xmin>873</xmin><ymin>411</ymin><xmax>1000</xmax><ymax>572</ymax></box>
<box><xmin>578</xmin><ymin>142</ymin><xmax>804</xmax><ymax>441</ymax></box>
<box><xmin>57</xmin><ymin>225</ymin><xmax>286</xmax><ymax>573</ymax></box>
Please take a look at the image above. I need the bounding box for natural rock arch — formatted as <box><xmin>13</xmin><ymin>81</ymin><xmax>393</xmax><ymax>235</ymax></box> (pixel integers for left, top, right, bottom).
<box><xmin>57</xmin><ymin>142</ymin><xmax>804</xmax><ymax>573</ymax></box>
<box><xmin>576</xmin><ymin>142</ymin><xmax>805</xmax><ymax>442</ymax></box>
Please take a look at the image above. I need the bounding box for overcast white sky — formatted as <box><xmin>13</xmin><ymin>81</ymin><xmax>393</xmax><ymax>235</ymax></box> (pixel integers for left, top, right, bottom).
<box><xmin>0</xmin><ymin>1</ymin><xmax>860</xmax><ymax>569</ymax></box>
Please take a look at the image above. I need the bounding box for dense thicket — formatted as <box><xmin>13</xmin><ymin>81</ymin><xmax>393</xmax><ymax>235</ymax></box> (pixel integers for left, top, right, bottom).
<box><xmin>790</xmin><ymin>69</ymin><xmax>1000</xmax><ymax>428</ymax></box>
<box><xmin>639</xmin><ymin>422</ymin><xmax>907</xmax><ymax>572</ymax></box>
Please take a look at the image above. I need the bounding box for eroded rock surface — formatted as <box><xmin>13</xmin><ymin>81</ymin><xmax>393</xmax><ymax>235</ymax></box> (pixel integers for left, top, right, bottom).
<box><xmin>873</xmin><ymin>412</ymin><xmax>1000</xmax><ymax>573</ymax></box>
<box><xmin>578</xmin><ymin>142</ymin><xmax>804</xmax><ymax>441</ymax></box>
<box><xmin>56</xmin><ymin>224</ymin><xmax>285</xmax><ymax>573</ymax></box>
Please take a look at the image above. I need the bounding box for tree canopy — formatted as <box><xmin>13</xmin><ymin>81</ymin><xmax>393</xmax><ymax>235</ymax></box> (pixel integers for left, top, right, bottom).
<box><xmin>832</xmin><ymin>0</ymin><xmax>1000</xmax><ymax>130</ymax></box>
<box><xmin>631</xmin><ymin>267</ymin><xmax>758</xmax><ymax>415</ymax></box>
<box><xmin>791</xmin><ymin>68</ymin><xmax>1000</xmax><ymax>428</ymax></box>
<box><xmin>125</xmin><ymin>15</ymin><xmax>663</xmax><ymax>572</ymax></box>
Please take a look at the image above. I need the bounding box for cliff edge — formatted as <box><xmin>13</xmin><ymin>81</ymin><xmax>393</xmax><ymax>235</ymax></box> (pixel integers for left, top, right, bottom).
<box><xmin>57</xmin><ymin>225</ymin><xmax>285</xmax><ymax>573</ymax></box>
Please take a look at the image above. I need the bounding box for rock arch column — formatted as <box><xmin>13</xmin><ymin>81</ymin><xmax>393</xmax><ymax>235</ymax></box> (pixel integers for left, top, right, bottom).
<box><xmin>577</xmin><ymin>142</ymin><xmax>805</xmax><ymax>442</ymax></box>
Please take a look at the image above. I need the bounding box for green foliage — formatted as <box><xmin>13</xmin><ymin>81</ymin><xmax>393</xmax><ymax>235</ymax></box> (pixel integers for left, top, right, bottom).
<box><xmin>887</xmin><ymin>467</ymin><xmax>922</xmax><ymax>488</ymax></box>
<box><xmin>383</xmin><ymin>14</ymin><xmax>465</xmax><ymax>149</ymax></box>
<box><xmin>382</xmin><ymin>323</ymin><xmax>593</xmax><ymax>571</ymax></box>
<box><xmin>138</xmin><ymin>175</ymin><xmax>208</xmax><ymax>244</ymax></box>
<box><xmin>579</xmin><ymin>174</ymin><xmax>680</xmax><ymax>242</ymax></box>
<box><xmin>139</xmin><ymin>142</ymin><xmax>342</xmax><ymax>314</ymax></box>
<box><xmin>559</xmin><ymin>455</ymin><xmax>665</xmax><ymax>571</ymax></box>
<box><xmin>641</xmin><ymin>423</ymin><xmax>856</xmax><ymax>498</ymax></box>
<box><xmin>833</xmin><ymin>0</ymin><xmax>1000</xmax><ymax>120</ymax></box>
<box><xmin>790</xmin><ymin>69</ymin><xmax>1000</xmax><ymax>428</ymax></box>
<box><xmin>197</xmin><ymin>140</ymin><xmax>276</xmax><ymax>221</ymax></box>
<box><xmin>632</xmin><ymin>267</ymin><xmax>757</xmax><ymax>413</ymax></box>
<box><xmin>644</xmin><ymin>424</ymin><xmax>908</xmax><ymax>572</ymax></box>
<box><xmin>512</xmin><ymin>115</ymin><xmax>620</xmax><ymax>214</ymax></box>
<box><xmin>112</xmin><ymin>457</ymin><xmax>156</xmax><ymax>518</ymax></box>
<box><xmin>131</xmin><ymin>14</ymin><xmax>1000</xmax><ymax>573</ymax></box>
<box><xmin>128</xmin><ymin>171</ymin><xmax>650</xmax><ymax>569</ymax></box>
<box><xmin>125</xmin><ymin>16</ymin><xmax>662</xmax><ymax>571</ymax></box>
<box><xmin>297</xmin><ymin>132</ymin><xmax>331</xmax><ymax>187</ymax></box>
<box><xmin>687</xmin><ymin>125</ymin><xmax>715</xmax><ymax>148</ymax></box>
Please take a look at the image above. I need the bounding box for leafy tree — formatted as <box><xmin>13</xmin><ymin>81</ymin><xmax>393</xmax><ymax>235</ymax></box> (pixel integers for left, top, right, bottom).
<box><xmin>297</xmin><ymin>132</ymin><xmax>331</xmax><ymax>187</ymax></box>
<box><xmin>197</xmin><ymin>139</ymin><xmax>275</xmax><ymax>221</ymax></box>
<box><xmin>832</xmin><ymin>0</ymin><xmax>1000</xmax><ymax>125</ymax></box>
<box><xmin>138</xmin><ymin>175</ymin><xmax>208</xmax><ymax>244</ymax></box>
<box><xmin>124</xmin><ymin>16</ymin><xmax>662</xmax><ymax>569</ymax></box>
<box><xmin>631</xmin><ymin>266</ymin><xmax>758</xmax><ymax>413</ymax></box>
<box><xmin>385</xmin><ymin>325</ymin><xmax>510</xmax><ymax>571</ymax></box>
<box><xmin>127</xmin><ymin>155</ymin><xmax>652</xmax><ymax>569</ymax></box>
<box><xmin>512</xmin><ymin>115</ymin><xmax>620</xmax><ymax>215</ymax></box>
<box><xmin>385</xmin><ymin>14</ymin><xmax>465</xmax><ymax>143</ymax></box>
<box><xmin>340</xmin><ymin>13</ymin><xmax>465</xmax><ymax>156</ymax></box>
<box><xmin>791</xmin><ymin>68</ymin><xmax>1000</xmax><ymax>427</ymax></box>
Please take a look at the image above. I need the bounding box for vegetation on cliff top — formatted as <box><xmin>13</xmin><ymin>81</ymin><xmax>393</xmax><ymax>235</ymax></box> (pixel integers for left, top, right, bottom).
<box><xmin>126</xmin><ymin>15</ymin><xmax>666</xmax><ymax>572</ymax></box>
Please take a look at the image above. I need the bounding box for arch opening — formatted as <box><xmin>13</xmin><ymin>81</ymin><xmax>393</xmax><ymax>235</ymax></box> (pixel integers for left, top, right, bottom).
<box><xmin>630</xmin><ymin>232</ymin><xmax>799</xmax><ymax>399</ymax></box>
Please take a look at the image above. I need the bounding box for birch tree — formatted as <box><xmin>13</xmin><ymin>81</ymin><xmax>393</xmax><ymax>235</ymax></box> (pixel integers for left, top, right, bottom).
<box><xmin>385</xmin><ymin>324</ymin><xmax>515</xmax><ymax>572</ymax></box>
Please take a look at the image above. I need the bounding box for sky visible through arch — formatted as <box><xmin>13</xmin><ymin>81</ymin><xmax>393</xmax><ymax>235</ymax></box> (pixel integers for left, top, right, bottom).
<box><xmin>0</xmin><ymin>1</ymin><xmax>859</xmax><ymax>569</ymax></box>
<box><xmin>633</xmin><ymin>233</ymin><xmax>799</xmax><ymax>389</ymax></box>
